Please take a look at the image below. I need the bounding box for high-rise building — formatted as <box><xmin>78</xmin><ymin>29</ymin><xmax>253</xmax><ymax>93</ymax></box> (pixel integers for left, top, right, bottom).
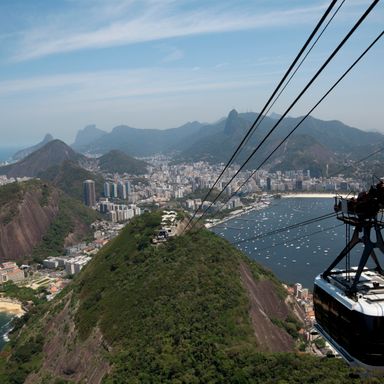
<box><xmin>111</xmin><ymin>182</ymin><xmax>118</xmax><ymax>198</ymax></box>
<box><xmin>103</xmin><ymin>182</ymin><xmax>111</xmax><ymax>198</ymax></box>
<box><xmin>83</xmin><ymin>180</ymin><xmax>96</xmax><ymax>207</ymax></box>
<box><xmin>125</xmin><ymin>180</ymin><xmax>132</xmax><ymax>195</ymax></box>
<box><xmin>117</xmin><ymin>181</ymin><xmax>127</xmax><ymax>199</ymax></box>
<box><xmin>266</xmin><ymin>177</ymin><xmax>272</xmax><ymax>192</ymax></box>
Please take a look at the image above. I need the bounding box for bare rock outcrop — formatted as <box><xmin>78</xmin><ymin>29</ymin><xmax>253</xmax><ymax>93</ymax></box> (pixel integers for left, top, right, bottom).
<box><xmin>0</xmin><ymin>188</ymin><xmax>60</xmax><ymax>261</ymax></box>
<box><xmin>239</xmin><ymin>261</ymin><xmax>295</xmax><ymax>352</ymax></box>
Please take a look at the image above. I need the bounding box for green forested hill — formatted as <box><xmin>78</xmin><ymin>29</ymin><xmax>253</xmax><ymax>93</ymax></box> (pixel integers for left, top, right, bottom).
<box><xmin>0</xmin><ymin>213</ymin><xmax>374</xmax><ymax>383</ymax></box>
<box><xmin>38</xmin><ymin>160</ymin><xmax>104</xmax><ymax>201</ymax></box>
<box><xmin>98</xmin><ymin>149</ymin><xmax>148</xmax><ymax>174</ymax></box>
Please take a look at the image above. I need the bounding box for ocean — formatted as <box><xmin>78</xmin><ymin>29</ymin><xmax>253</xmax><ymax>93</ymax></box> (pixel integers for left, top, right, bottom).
<box><xmin>212</xmin><ymin>197</ymin><xmax>367</xmax><ymax>289</ymax></box>
<box><xmin>0</xmin><ymin>312</ymin><xmax>13</xmax><ymax>350</ymax></box>
<box><xmin>0</xmin><ymin>146</ymin><xmax>22</xmax><ymax>164</ymax></box>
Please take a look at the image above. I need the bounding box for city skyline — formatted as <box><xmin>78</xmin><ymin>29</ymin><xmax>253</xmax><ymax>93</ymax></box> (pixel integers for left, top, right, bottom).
<box><xmin>0</xmin><ymin>0</ymin><xmax>383</xmax><ymax>146</ymax></box>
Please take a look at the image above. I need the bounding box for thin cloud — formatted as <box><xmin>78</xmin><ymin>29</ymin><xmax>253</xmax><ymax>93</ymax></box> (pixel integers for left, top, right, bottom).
<box><xmin>160</xmin><ymin>46</ymin><xmax>184</xmax><ymax>63</ymax></box>
<box><xmin>11</xmin><ymin>2</ymin><xmax>326</xmax><ymax>61</ymax></box>
<box><xmin>0</xmin><ymin>67</ymin><xmax>276</xmax><ymax>102</ymax></box>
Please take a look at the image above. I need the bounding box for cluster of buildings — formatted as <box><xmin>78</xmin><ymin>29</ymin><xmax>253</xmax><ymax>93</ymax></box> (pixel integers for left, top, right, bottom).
<box><xmin>42</xmin><ymin>220</ymin><xmax>122</xmax><ymax>276</ymax></box>
<box><xmin>154</xmin><ymin>210</ymin><xmax>179</xmax><ymax>241</ymax></box>
<box><xmin>43</xmin><ymin>255</ymin><xmax>92</xmax><ymax>275</ymax></box>
<box><xmin>114</xmin><ymin>157</ymin><xmax>363</xmax><ymax>207</ymax></box>
<box><xmin>185</xmin><ymin>196</ymin><xmax>243</xmax><ymax>212</ymax></box>
<box><xmin>0</xmin><ymin>262</ymin><xmax>25</xmax><ymax>284</ymax></box>
<box><xmin>82</xmin><ymin>157</ymin><xmax>365</xmax><ymax>219</ymax></box>
<box><xmin>83</xmin><ymin>179</ymin><xmax>143</xmax><ymax>222</ymax></box>
<box><xmin>103</xmin><ymin>180</ymin><xmax>133</xmax><ymax>201</ymax></box>
<box><xmin>292</xmin><ymin>282</ymin><xmax>315</xmax><ymax>326</ymax></box>
<box><xmin>0</xmin><ymin>175</ymin><xmax>33</xmax><ymax>187</ymax></box>
<box><xmin>97</xmin><ymin>200</ymin><xmax>142</xmax><ymax>222</ymax></box>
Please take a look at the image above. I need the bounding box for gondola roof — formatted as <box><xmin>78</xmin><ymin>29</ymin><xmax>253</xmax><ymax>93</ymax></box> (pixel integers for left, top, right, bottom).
<box><xmin>315</xmin><ymin>269</ymin><xmax>384</xmax><ymax>316</ymax></box>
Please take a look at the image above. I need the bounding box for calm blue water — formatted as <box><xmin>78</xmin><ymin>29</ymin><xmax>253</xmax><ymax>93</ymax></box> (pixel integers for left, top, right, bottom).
<box><xmin>0</xmin><ymin>312</ymin><xmax>13</xmax><ymax>350</ymax></box>
<box><xmin>0</xmin><ymin>147</ymin><xmax>22</xmax><ymax>163</ymax></box>
<box><xmin>212</xmin><ymin>198</ymin><xmax>367</xmax><ymax>289</ymax></box>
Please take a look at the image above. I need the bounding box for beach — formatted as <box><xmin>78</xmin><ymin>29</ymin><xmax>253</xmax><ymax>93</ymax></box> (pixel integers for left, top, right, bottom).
<box><xmin>0</xmin><ymin>298</ymin><xmax>24</xmax><ymax>316</ymax></box>
<box><xmin>282</xmin><ymin>192</ymin><xmax>349</xmax><ymax>199</ymax></box>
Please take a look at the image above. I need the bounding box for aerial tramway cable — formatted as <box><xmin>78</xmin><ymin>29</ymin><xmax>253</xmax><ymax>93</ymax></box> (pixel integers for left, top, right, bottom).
<box><xmin>195</xmin><ymin>28</ymin><xmax>383</xmax><ymax>230</ymax></box>
<box><xmin>222</xmin><ymin>212</ymin><xmax>337</xmax><ymax>242</ymax></box>
<box><xmin>183</xmin><ymin>0</ymin><xmax>339</xmax><ymax>232</ymax></box>
<box><xmin>186</xmin><ymin>0</ymin><xmax>380</xmax><ymax>232</ymax></box>
<box><xmin>219</xmin><ymin>29</ymin><xmax>384</xmax><ymax>215</ymax></box>
<box><xmin>239</xmin><ymin>0</ymin><xmax>346</xmax><ymax>152</ymax></box>
<box><xmin>214</xmin><ymin>139</ymin><xmax>384</xmax><ymax>244</ymax></box>
<box><xmin>328</xmin><ymin>143</ymin><xmax>384</xmax><ymax>178</ymax></box>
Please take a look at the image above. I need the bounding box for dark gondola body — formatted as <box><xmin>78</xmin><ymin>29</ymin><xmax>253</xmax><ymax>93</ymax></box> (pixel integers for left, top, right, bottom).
<box><xmin>314</xmin><ymin>187</ymin><xmax>384</xmax><ymax>370</ymax></box>
<box><xmin>314</xmin><ymin>271</ymin><xmax>384</xmax><ymax>369</ymax></box>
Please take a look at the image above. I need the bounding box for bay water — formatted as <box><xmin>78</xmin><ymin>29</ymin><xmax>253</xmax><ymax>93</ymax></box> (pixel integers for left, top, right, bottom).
<box><xmin>0</xmin><ymin>146</ymin><xmax>22</xmax><ymax>164</ymax></box>
<box><xmin>0</xmin><ymin>312</ymin><xmax>13</xmax><ymax>350</ymax></box>
<box><xmin>212</xmin><ymin>197</ymin><xmax>367</xmax><ymax>289</ymax></box>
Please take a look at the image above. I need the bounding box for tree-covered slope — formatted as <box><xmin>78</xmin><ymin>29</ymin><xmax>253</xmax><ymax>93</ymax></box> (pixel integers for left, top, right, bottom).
<box><xmin>0</xmin><ymin>140</ymin><xmax>86</xmax><ymax>178</ymax></box>
<box><xmin>38</xmin><ymin>160</ymin><xmax>104</xmax><ymax>201</ymax></box>
<box><xmin>98</xmin><ymin>149</ymin><xmax>148</xmax><ymax>175</ymax></box>
<box><xmin>0</xmin><ymin>213</ymin><xmax>372</xmax><ymax>383</ymax></box>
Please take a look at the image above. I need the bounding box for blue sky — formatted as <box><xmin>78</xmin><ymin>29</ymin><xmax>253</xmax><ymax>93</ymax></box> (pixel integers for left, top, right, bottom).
<box><xmin>0</xmin><ymin>0</ymin><xmax>382</xmax><ymax>146</ymax></box>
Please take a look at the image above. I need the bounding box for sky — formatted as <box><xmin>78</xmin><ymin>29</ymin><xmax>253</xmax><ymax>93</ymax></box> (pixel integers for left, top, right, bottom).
<box><xmin>0</xmin><ymin>0</ymin><xmax>383</xmax><ymax>147</ymax></box>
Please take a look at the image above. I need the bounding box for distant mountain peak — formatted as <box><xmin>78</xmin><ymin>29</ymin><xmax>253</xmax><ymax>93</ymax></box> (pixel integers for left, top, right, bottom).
<box><xmin>1</xmin><ymin>139</ymin><xmax>86</xmax><ymax>178</ymax></box>
<box><xmin>269</xmin><ymin>112</ymin><xmax>282</xmax><ymax>120</ymax></box>
<box><xmin>12</xmin><ymin>133</ymin><xmax>54</xmax><ymax>161</ymax></box>
<box><xmin>72</xmin><ymin>124</ymin><xmax>108</xmax><ymax>150</ymax></box>
<box><xmin>224</xmin><ymin>109</ymin><xmax>247</xmax><ymax>135</ymax></box>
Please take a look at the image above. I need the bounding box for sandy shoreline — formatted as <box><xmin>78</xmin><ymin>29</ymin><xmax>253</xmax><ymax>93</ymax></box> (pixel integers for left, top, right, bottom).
<box><xmin>0</xmin><ymin>299</ymin><xmax>25</xmax><ymax>316</ymax></box>
<box><xmin>282</xmin><ymin>193</ymin><xmax>349</xmax><ymax>198</ymax></box>
<box><xmin>208</xmin><ymin>193</ymin><xmax>348</xmax><ymax>228</ymax></box>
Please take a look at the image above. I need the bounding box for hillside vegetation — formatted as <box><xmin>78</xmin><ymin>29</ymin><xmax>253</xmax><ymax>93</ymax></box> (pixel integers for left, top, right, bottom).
<box><xmin>0</xmin><ymin>140</ymin><xmax>85</xmax><ymax>178</ymax></box>
<box><xmin>0</xmin><ymin>213</ymin><xmax>371</xmax><ymax>383</ymax></box>
<box><xmin>98</xmin><ymin>149</ymin><xmax>147</xmax><ymax>175</ymax></box>
<box><xmin>0</xmin><ymin>180</ymin><xmax>98</xmax><ymax>263</ymax></box>
<box><xmin>39</xmin><ymin>160</ymin><xmax>104</xmax><ymax>201</ymax></box>
<box><xmin>31</xmin><ymin>193</ymin><xmax>99</xmax><ymax>262</ymax></box>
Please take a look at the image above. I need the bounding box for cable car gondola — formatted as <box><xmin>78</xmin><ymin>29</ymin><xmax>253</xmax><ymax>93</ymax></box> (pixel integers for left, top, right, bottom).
<box><xmin>313</xmin><ymin>183</ymin><xmax>384</xmax><ymax>370</ymax></box>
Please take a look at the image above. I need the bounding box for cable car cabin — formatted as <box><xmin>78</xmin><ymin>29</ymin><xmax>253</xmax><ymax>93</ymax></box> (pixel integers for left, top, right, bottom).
<box><xmin>314</xmin><ymin>188</ymin><xmax>384</xmax><ymax>370</ymax></box>
<box><xmin>314</xmin><ymin>270</ymin><xmax>384</xmax><ymax>369</ymax></box>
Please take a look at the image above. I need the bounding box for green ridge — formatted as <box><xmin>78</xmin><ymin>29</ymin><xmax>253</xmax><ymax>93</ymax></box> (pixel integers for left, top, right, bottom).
<box><xmin>0</xmin><ymin>213</ymin><xmax>373</xmax><ymax>383</ymax></box>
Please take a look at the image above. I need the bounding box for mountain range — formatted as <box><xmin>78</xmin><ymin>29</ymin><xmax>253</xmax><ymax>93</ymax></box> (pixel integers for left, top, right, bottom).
<box><xmin>0</xmin><ymin>140</ymin><xmax>147</xmax><ymax>182</ymax></box>
<box><xmin>4</xmin><ymin>110</ymin><xmax>384</xmax><ymax>180</ymax></box>
<box><xmin>70</xmin><ymin>110</ymin><xmax>384</xmax><ymax>177</ymax></box>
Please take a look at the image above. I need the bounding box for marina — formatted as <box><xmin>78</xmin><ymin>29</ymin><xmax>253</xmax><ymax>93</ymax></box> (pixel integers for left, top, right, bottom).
<box><xmin>211</xmin><ymin>196</ymin><xmax>357</xmax><ymax>288</ymax></box>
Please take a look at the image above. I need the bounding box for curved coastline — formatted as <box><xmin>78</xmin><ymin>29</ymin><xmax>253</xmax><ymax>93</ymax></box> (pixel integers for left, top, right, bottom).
<box><xmin>0</xmin><ymin>298</ymin><xmax>25</xmax><ymax>316</ymax></box>
<box><xmin>281</xmin><ymin>192</ymin><xmax>349</xmax><ymax>199</ymax></box>
<box><xmin>208</xmin><ymin>192</ymin><xmax>344</xmax><ymax>228</ymax></box>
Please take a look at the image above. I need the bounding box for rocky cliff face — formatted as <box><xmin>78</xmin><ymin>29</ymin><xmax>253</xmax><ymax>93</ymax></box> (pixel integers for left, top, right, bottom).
<box><xmin>0</xmin><ymin>186</ymin><xmax>60</xmax><ymax>262</ymax></box>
